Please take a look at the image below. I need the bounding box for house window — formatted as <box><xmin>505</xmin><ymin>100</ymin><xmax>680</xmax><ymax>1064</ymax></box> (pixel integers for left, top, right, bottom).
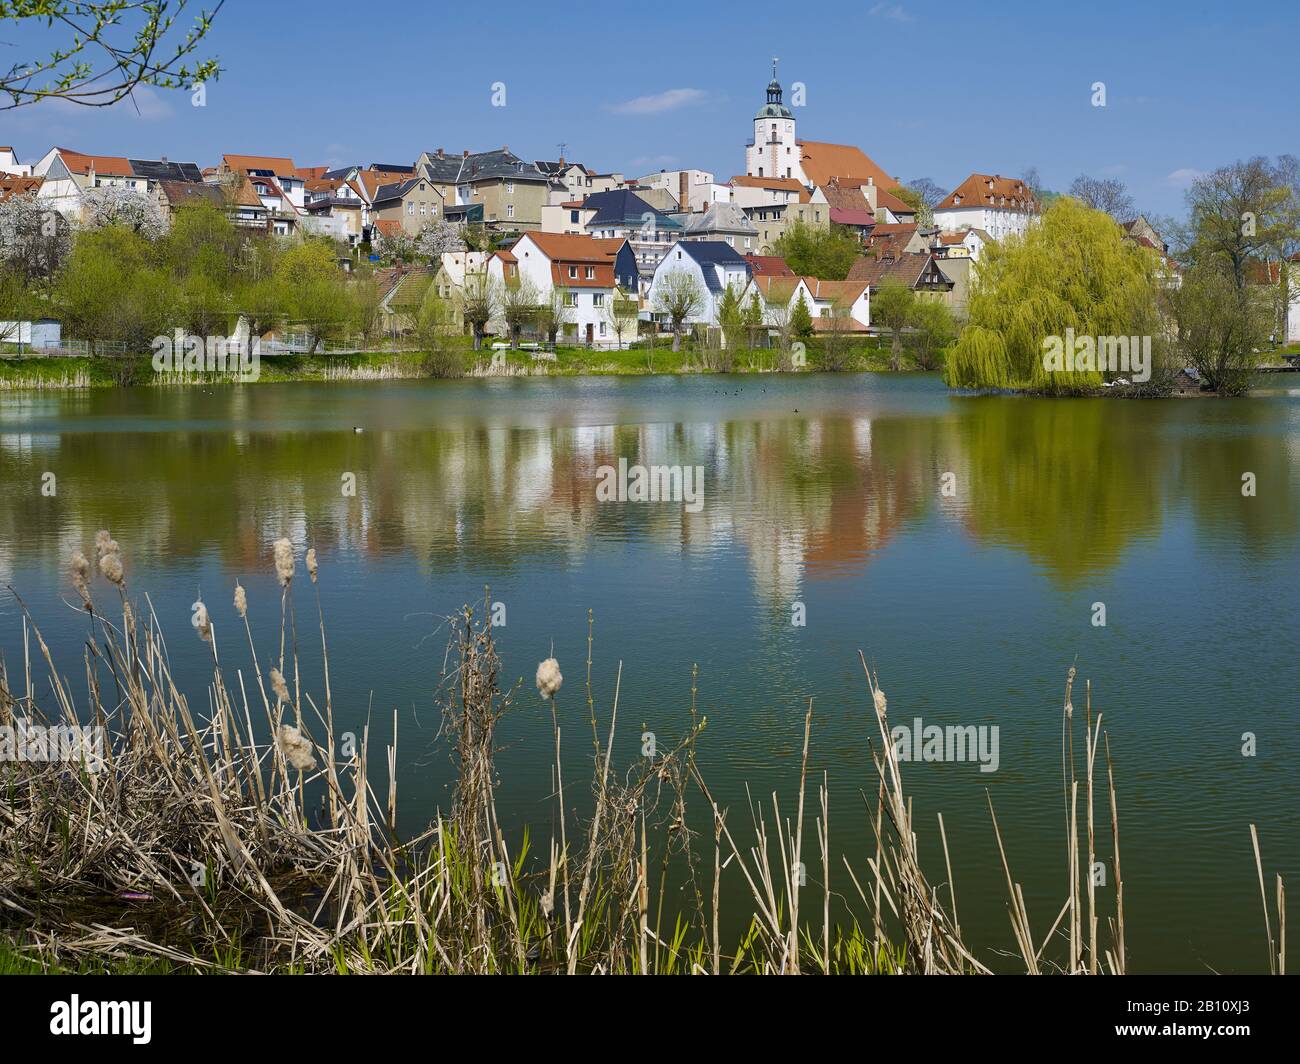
<box><xmin>568</xmin><ymin>266</ymin><xmax>578</xmax><ymax>279</ymax></box>
<box><xmin>506</xmin><ymin>181</ymin><xmax>514</xmax><ymax>193</ymax></box>
<box><xmin>564</xmin><ymin>292</ymin><xmax>578</xmax><ymax>307</ymax></box>
<box><xmin>584</xmin><ymin>266</ymin><xmax>594</xmax><ymax>279</ymax></box>
<box><xmin>420</xmin><ymin>204</ymin><xmax>427</xmax><ymax>215</ymax></box>
<box><xmin>570</xmin><ymin>210</ymin><xmax>579</xmax><ymax>223</ymax></box>
<box><xmin>598</xmin><ymin>321</ymin><xmax>607</xmax><ymax>337</ymax></box>
<box><xmin>407</xmin><ymin>203</ymin><xmax>414</xmax><ymax>215</ymax></box>
<box><xmin>507</xmin><ymin>204</ymin><xmax>514</xmax><ymax>218</ymax></box>
<box><xmin>593</xmin><ymin>293</ymin><xmax>604</xmax><ymax>307</ymax></box>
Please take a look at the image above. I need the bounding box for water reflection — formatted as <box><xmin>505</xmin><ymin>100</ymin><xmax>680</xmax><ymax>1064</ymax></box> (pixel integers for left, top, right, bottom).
<box><xmin>2</xmin><ymin>379</ymin><xmax>1296</xmax><ymax>595</ymax></box>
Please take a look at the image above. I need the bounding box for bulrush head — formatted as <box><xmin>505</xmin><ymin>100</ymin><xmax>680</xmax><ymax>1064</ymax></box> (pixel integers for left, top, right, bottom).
<box><xmin>306</xmin><ymin>548</ymin><xmax>318</xmax><ymax>583</ymax></box>
<box><xmin>273</xmin><ymin>537</ymin><xmax>295</xmax><ymax>587</ymax></box>
<box><xmin>276</xmin><ymin>724</ymin><xmax>318</xmax><ymax>772</ymax></box>
<box><xmin>536</xmin><ymin>657</ymin><xmax>563</xmax><ymax>700</ymax></box>
<box><xmin>270</xmin><ymin>666</ymin><xmax>290</xmax><ymax>705</ymax></box>
<box><xmin>234</xmin><ymin>582</ymin><xmax>247</xmax><ymax>618</ymax></box>
<box><xmin>70</xmin><ymin>551</ymin><xmax>92</xmax><ymax>610</ymax></box>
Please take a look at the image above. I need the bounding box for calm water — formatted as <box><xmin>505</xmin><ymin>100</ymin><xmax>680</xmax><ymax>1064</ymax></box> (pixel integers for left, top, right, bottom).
<box><xmin>2</xmin><ymin>373</ymin><xmax>1298</xmax><ymax>973</ymax></box>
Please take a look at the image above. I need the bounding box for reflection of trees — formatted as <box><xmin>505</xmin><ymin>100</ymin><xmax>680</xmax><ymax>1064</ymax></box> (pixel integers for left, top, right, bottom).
<box><xmin>940</xmin><ymin>398</ymin><xmax>1169</xmax><ymax>583</ymax></box>
<box><xmin>2</xmin><ymin>387</ymin><xmax>1296</xmax><ymax>596</ymax></box>
<box><xmin>1173</xmin><ymin>402</ymin><xmax>1300</xmax><ymax>551</ymax></box>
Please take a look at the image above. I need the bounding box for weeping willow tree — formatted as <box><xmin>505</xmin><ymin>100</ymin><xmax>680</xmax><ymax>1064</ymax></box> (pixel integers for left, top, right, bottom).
<box><xmin>945</xmin><ymin>198</ymin><xmax>1167</xmax><ymax>395</ymax></box>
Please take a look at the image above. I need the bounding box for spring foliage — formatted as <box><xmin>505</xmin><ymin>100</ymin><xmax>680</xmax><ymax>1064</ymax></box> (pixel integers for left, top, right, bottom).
<box><xmin>944</xmin><ymin>198</ymin><xmax>1164</xmax><ymax>394</ymax></box>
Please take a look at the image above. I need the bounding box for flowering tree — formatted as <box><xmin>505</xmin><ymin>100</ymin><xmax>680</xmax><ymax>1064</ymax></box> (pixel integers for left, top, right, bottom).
<box><xmin>82</xmin><ymin>186</ymin><xmax>170</xmax><ymax>238</ymax></box>
<box><xmin>414</xmin><ymin>221</ymin><xmax>465</xmax><ymax>260</ymax></box>
<box><xmin>0</xmin><ymin>193</ymin><xmax>73</xmax><ymax>281</ymax></box>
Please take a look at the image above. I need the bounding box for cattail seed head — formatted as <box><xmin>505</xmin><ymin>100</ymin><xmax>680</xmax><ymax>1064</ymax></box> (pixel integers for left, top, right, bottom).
<box><xmin>70</xmin><ymin>551</ymin><xmax>92</xmax><ymax>609</ymax></box>
<box><xmin>273</xmin><ymin>538</ymin><xmax>295</xmax><ymax>586</ymax></box>
<box><xmin>276</xmin><ymin>724</ymin><xmax>317</xmax><ymax>772</ymax></box>
<box><xmin>234</xmin><ymin>582</ymin><xmax>247</xmax><ymax>618</ymax></box>
<box><xmin>191</xmin><ymin>599</ymin><xmax>211</xmax><ymax>642</ymax></box>
<box><xmin>536</xmin><ymin>657</ymin><xmax>562</xmax><ymax>700</ymax></box>
<box><xmin>94</xmin><ymin>530</ymin><xmax>118</xmax><ymax>560</ymax></box>
<box><xmin>98</xmin><ymin>550</ymin><xmax>125</xmax><ymax>587</ymax></box>
<box><xmin>306</xmin><ymin>548</ymin><xmax>318</xmax><ymax>583</ymax></box>
<box><xmin>270</xmin><ymin>667</ymin><xmax>290</xmax><ymax>705</ymax></box>
<box><xmin>873</xmin><ymin>688</ymin><xmax>888</xmax><ymax>717</ymax></box>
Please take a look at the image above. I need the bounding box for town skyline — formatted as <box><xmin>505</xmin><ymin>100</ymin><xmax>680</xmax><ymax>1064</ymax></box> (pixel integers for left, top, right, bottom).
<box><xmin>4</xmin><ymin>0</ymin><xmax>1297</xmax><ymax>220</ymax></box>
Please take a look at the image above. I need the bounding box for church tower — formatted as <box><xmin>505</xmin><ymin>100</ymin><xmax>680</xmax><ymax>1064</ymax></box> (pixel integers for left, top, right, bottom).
<box><xmin>745</xmin><ymin>60</ymin><xmax>801</xmax><ymax>182</ymax></box>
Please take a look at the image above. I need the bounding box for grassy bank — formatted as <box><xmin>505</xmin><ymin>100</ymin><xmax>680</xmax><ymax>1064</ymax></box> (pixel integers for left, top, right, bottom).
<box><xmin>0</xmin><ymin>339</ymin><xmax>905</xmax><ymax>390</ymax></box>
<box><xmin>0</xmin><ymin>535</ymin><xmax>1288</xmax><ymax>975</ymax></box>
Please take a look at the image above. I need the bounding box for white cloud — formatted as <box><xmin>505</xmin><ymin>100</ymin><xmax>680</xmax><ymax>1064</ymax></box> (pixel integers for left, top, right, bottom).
<box><xmin>123</xmin><ymin>85</ymin><xmax>176</xmax><ymax>121</ymax></box>
<box><xmin>608</xmin><ymin>88</ymin><xmax>708</xmax><ymax>116</ymax></box>
<box><xmin>1166</xmin><ymin>167</ymin><xmax>1204</xmax><ymax>187</ymax></box>
<box><xmin>869</xmin><ymin>3</ymin><xmax>913</xmax><ymax>22</ymax></box>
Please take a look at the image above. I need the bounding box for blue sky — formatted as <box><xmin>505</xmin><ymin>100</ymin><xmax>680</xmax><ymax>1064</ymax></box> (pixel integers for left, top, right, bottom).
<box><xmin>3</xmin><ymin>0</ymin><xmax>1296</xmax><ymax>218</ymax></box>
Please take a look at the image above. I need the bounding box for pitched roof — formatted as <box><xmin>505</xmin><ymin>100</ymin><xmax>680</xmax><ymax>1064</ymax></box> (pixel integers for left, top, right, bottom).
<box><xmin>847</xmin><ymin>252</ymin><xmax>953</xmax><ymax>290</ymax></box>
<box><xmin>799</xmin><ymin>277</ymin><xmax>870</xmax><ymax>303</ymax></box>
<box><xmin>521</xmin><ymin>232</ymin><xmax>625</xmax><ymax>263</ymax></box>
<box><xmin>372</xmin><ymin>219</ymin><xmax>402</xmax><ymax>238</ymax></box>
<box><xmin>678</xmin><ymin>202</ymin><xmax>756</xmax><ymax>235</ymax></box>
<box><xmin>873</xmin><ymin>186</ymin><xmax>915</xmax><ymax>215</ymax></box>
<box><xmin>744</xmin><ymin>254</ymin><xmax>795</xmax><ymax>277</ymax></box>
<box><xmin>0</xmin><ymin>174</ymin><xmax>41</xmax><ymax>201</ymax></box>
<box><xmin>797</xmin><ymin>141</ymin><xmax>896</xmax><ymax>192</ymax></box>
<box><xmin>939</xmin><ymin>173</ymin><xmax>1038</xmax><ymax>213</ymax></box>
<box><xmin>157</xmin><ymin>180</ymin><xmax>225</xmax><ymax>209</ymax></box>
<box><xmin>584</xmin><ymin>189</ymin><xmax>683</xmax><ymax>229</ymax></box>
<box><xmin>223</xmin><ymin>153</ymin><xmax>297</xmax><ymax>175</ymax></box>
<box><xmin>730</xmin><ymin>175</ymin><xmax>810</xmax><ymax>202</ymax></box>
<box><xmin>749</xmin><ymin>274</ymin><xmax>801</xmax><ymax>301</ymax></box>
<box><xmin>294</xmin><ymin>166</ymin><xmax>329</xmax><ymax>181</ymax></box>
<box><xmin>668</xmin><ymin>241</ymin><xmax>750</xmax><ymax>290</ymax></box>
<box><xmin>54</xmin><ymin>148</ymin><xmax>133</xmax><ymax>177</ymax></box>
<box><xmin>866</xmin><ymin>222</ymin><xmax>918</xmax><ymax>259</ymax></box>
<box><xmin>372</xmin><ymin>177</ymin><xmax>424</xmax><ymax>206</ymax></box>
<box><xmin>128</xmin><ymin>158</ymin><xmax>203</xmax><ymax>183</ymax></box>
<box><xmin>422</xmin><ymin>148</ymin><xmax>548</xmax><ymax>185</ymax></box>
<box><xmin>830</xmin><ymin>207</ymin><xmax>873</xmax><ymax>226</ymax></box>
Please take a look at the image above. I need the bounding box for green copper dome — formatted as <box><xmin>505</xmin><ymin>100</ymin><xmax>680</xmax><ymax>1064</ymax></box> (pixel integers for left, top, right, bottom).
<box><xmin>757</xmin><ymin>77</ymin><xmax>791</xmax><ymax>119</ymax></box>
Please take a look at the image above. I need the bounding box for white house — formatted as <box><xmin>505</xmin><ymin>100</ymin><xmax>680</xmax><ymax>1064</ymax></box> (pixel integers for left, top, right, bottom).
<box><xmin>792</xmin><ymin>277</ymin><xmax>871</xmax><ymax>330</ymax></box>
<box><xmin>933</xmin><ymin>174</ymin><xmax>1039</xmax><ymax>241</ymax></box>
<box><xmin>646</xmin><ymin>241</ymin><xmax>753</xmax><ymax>329</ymax></box>
<box><xmin>0</xmin><ymin>147</ymin><xmax>31</xmax><ymax>177</ymax></box>
<box><xmin>487</xmin><ymin>232</ymin><xmax>638</xmax><ymax>347</ymax></box>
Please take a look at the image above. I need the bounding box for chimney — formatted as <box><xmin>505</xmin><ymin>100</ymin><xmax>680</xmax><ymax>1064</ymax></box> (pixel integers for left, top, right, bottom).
<box><xmin>437</xmin><ymin>148</ymin><xmax>444</xmax><ymax>159</ymax></box>
<box><xmin>161</xmin><ymin>155</ymin><xmax>168</xmax><ymax>164</ymax></box>
<box><xmin>463</xmin><ymin>150</ymin><xmax>470</xmax><ymax>159</ymax></box>
<box><xmin>679</xmin><ymin>171</ymin><xmax>688</xmax><ymax>211</ymax></box>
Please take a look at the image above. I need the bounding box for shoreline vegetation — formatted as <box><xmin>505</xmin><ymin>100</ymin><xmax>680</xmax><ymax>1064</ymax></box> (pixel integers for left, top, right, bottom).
<box><xmin>0</xmin><ymin>538</ymin><xmax>1288</xmax><ymax>974</ymax></box>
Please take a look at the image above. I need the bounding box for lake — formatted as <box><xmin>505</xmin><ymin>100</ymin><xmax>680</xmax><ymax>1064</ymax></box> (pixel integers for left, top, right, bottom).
<box><xmin>2</xmin><ymin>372</ymin><xmax>1298</xmax><ymax>973</ymax></box>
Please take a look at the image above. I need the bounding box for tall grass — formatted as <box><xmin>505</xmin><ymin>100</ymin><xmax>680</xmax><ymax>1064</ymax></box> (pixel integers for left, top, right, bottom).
<box><xmin>0</xmin><ymin>541</ymin><xmax>1286</xmax><ymax>974</ymax></box>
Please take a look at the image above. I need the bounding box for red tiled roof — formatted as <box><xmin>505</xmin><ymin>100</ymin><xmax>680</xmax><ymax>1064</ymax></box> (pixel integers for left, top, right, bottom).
<box><xmin>940</xmin><ymin>173</ymin><xmax>1038</xmax><ymax>213</ymax></box>
<box><xmin>744</xmin><ymin>254</ymin><xmax>795</xmax><ymax>277</ymax></box>
<box><xmin>797</xmin><ymin>141</ymin><xmax>896</xmax><ymax>192</ymax></box>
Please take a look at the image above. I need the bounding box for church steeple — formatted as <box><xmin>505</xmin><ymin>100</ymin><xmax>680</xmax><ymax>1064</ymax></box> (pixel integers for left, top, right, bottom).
<box><xmin>767</xmin><ymin>58</ymin><xmax>782</xmax><ymax>106</ymax></box>
<box><xmin>755</xmin><ymin>58</ymin><xmax>792</xmax><ymax>120</ymax></box>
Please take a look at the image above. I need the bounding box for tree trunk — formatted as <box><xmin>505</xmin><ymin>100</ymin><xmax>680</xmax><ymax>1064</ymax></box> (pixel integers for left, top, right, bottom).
<box><xmin>672</xmin><ymin>326</ymin><xmax>682</xmax><ymax>353</ymax></box>
<box><xmin>890</xmin><ymin>331</ymin><xmax>902</xmax><ymax>372</ymax></box>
